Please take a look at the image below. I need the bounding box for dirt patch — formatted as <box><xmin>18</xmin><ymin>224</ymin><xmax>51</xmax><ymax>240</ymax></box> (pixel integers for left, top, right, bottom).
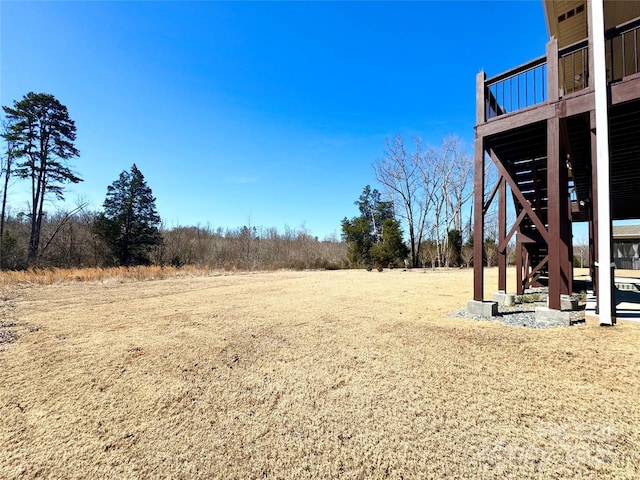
<box><xmin>1</xmin><ymin>268</ymin><xmax>639</xmax><ymax>479</ymax></box>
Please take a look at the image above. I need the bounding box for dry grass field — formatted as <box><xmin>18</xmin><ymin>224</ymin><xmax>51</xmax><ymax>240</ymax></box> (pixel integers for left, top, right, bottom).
<box><xmin>1</xmin><ymin>268</ymin><xmax>639</xmax><ymax>479</ymax></box>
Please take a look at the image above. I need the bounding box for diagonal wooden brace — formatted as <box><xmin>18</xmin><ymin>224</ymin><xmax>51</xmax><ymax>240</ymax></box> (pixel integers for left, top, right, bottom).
<box><xmin>489</xmin><ymin>148</ymin><xmax>550</xmax><ymax>243</ymax></box>
<box><xmin>498</xmin><ymin>209</ymin><xmax>527</xmax><ymax>253</ymax></box>
<box><xmin>483</xmin><ymin>176</ymin><xmax>503</xmax><ymax>214</ymax></box>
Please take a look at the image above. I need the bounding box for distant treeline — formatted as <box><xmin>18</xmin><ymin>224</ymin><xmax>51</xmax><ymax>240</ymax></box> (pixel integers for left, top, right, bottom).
<box><xmin>0</xmin><ymin>210</ymin><xmax>347</xmax><ymax>271</ymax></box>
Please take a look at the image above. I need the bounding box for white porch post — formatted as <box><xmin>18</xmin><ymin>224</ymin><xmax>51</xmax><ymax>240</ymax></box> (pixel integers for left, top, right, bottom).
<box><xmin>591</xmin><ymin>0</ymin><xmax>615</xmax><ymax>325</ymax></box>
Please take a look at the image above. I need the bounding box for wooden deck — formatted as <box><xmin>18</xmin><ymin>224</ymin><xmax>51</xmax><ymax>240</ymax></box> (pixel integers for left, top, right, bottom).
<box><xmin>473</xmin><ymin>16</ymin><xmax>640</xmax><ymax>318</ymax></box>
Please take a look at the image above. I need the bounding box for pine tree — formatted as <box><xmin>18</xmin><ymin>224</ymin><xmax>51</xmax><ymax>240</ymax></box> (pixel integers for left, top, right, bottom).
<box><xmin>94</xmin><ymin>164</ymin><xmax>162</xmax><ymax>266</ymax></box>
<box><xmin>355</xmin><ymin>185</ymin><xmax>394</xmax><ymax>243</ymax></box>
<box><xmin>370</xmin><ymin>218</ymin><xmax>409</xmax><ymax>267</ymax></box>
<box><xmin>342</xmin><ymin>185</ymin><xmax>408</xmax><ymax>268</ymax></box>
<box><xmin>2</xmin><ymin>92</ymin><xmax>81</xmax><ymax>264</ymax></box>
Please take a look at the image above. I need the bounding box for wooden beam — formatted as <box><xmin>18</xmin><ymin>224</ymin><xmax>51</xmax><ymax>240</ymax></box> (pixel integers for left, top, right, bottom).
<box><xmin>565</xmin><ymin>91</ymin><xmax>595</xmax><ymax>116</ymax></box>
<box><xmin>476</xmin><ymin>89</ymin><xmax>595</xmax><ymax>139</ymax></box>
<box><xmin>611</xmin><ymin>75</ymin><xmax>640</xmax><ymax>105</ymax></box>
<box><xmin>476</xmin><ymin>104</ymin><xmax>556</xmax><ymax>138</ymax></box>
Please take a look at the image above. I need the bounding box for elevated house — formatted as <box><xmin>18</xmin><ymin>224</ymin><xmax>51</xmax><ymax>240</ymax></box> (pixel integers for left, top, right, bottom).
<box><xmin>471</xmin><ymin>1</ymin><xmax>640</xmax><ymax>324</ymax></box>
<box><xmin>613</xmin><ymin>225</ymin><xmax>640</xmax><ymax>270</ymax></box>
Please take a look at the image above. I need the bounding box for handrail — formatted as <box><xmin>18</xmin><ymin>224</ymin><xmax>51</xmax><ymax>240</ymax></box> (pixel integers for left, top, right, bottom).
<box><xmin>485</xmin><ymin>55</ymin><xmax>546</xmax><ymax>86</ymax></box>
<box><xmin>485</xmin><ymin>58</ymin><xmax>547</xmax><ymax>119</ymax></box>
<box><xmin>558</xmin><ymin>38</ymin><xmax>589</xmax><ymax>56</ymax></box>
<box><xmin>605</xmin><ymin>16</ymin><xmax>640</xmax><ymax>39</ymax></box>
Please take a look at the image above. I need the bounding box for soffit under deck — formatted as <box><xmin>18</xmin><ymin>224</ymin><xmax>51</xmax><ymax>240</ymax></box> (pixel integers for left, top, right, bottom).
<box><xmin>544</xmin><ymin>0</ymin><xmax>640</xmax><ymax>47</ymax></box>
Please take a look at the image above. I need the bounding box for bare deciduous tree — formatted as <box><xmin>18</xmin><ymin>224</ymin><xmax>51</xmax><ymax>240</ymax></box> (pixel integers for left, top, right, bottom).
<box><xmin>1</xmin><ymin>121</ymin><xmax>16</xmax><ymax>241</ymax></box>
<box><xmin>484</xmin><ymin>239</ymin><xmax>498</xmax><ymax>267</ymax></box>
<box><xmin>574</xmin><ymin>238</ymin><xmax>589</xmax><ymax>268</ymax></box>
<box><xmin>461</xmin><ymin>242</ymin><xmax>474</xmax><ymax>268</ymax></box>
<box><xmin>40</xmin><ymin>200</ymin><xmax>89</xmax><ymax>262</ymax></box>
<box><xmin>374</xmin><ymin>134</ymin><xmax>475</xmax><ymax>268</ymax></box>
<box><xmin>374</xmin><ymin>134</ymin><xmax>428</xmax><ymax>267</ymax></box>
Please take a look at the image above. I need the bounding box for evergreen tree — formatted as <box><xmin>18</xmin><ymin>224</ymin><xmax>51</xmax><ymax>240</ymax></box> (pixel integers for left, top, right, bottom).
<box><xmin>341</xmin><ymin>186</ymin><xmax>408</xmax><ymax>268</ymax></box>
<box><xmin>446</xmin><ymin>229</ymin><xmax>463</xmax><ymax>267</ymax></box>
<box><xmin>2</xmin><ymin>92</ymin><xmax>81</xmax><ymax>264</ymax></box>
<box><xmin>355</xmin><ymin>185</ymin><xmax>394</xmax><ymax>243</ymax></box>
<box><xmin>94</xmin><ymin>164</ymin><xmax>162</xmax><ymax>265</ymax></box>
<box><xmin>341</xmin><ymin>215</ymin><xmax>374</xmax><ymax>266</ymax></box>
<box><xmin>370</xmin><ymin>218</ymin><xmax>409</xmax><ymax>267</ymax></box>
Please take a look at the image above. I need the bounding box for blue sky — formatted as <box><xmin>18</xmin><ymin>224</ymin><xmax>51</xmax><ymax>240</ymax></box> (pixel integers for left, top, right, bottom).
<box><xmin>1</xmin><ymin>1</ymin><xmax>548</xmax><ymax>240</ymax></box>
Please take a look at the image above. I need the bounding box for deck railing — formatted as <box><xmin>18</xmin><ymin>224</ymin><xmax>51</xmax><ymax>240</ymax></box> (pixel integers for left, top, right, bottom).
<box><xmin>559</xmin><ymin>40</ymin><xmax>589</xmax><ymax>95</ymax></box>
<box><xmin>485</xmin><ymin>57</ymin><xmax>547</xmax><ymax>119</ymax></box>
<box><xmin>484</xmin><ymin>40</ymin><xmax>591</xmax><ymax>121</ymax></box>
<box><xmin>607</xmin><ymin>17</ymin><xmax>640</xmax><ymax>82</ymax></box>
<box><xmin>481</xmin><ymin>17</ymin><xmax>640</xmax><ymax>123</ymax></box>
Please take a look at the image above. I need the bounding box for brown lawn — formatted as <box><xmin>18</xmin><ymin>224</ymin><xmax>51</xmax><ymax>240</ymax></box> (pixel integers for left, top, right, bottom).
<box><xmin>1</xmin><ymin>268</ymin><xmax>639</xmax><ymax>479</ymax></box>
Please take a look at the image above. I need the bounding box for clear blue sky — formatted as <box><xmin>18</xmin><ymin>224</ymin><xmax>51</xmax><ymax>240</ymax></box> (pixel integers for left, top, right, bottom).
<box><xmin>1</xmin><ymin>1</ymin><xmax>548</xmax><ymax>240</ymax></box>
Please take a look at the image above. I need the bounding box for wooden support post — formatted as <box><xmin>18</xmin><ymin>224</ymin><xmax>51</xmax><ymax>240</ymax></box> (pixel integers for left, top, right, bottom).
<box><xmin>516</xmin><ymin>233</ymin><xmax>523</xmax><ymax>295</ymax></box>
<box><xmin>564</xmin><ymin>211</ymin><xmax>574</xmax><ymax>294</ymax></box>
<box><xmin>473</xmin><ymin>71</ymin><xmax>487</xmax><ymax>302</ymax></box>
<box><xmin>547</xmin><ymin>37</ymin><xmax>559</xmax><ymax>103</ymax></box>
<box><xmin>562</xmin><ymin>194</ymin><xmax>574</xmax><ymax>295</ymax></box>
<box><xmin>473</xmin><ymin>136</ymin><xmax>485</xmax><ymax>301</ymax></box>
<box><xmin>498</xmin><ymin>177</ymin><xmax>507</xmax><ymax>291</ymax></box>
<box><xmin>476</xmin><ymin>71</ymin><xmax>486</xmax><ymax>125</ymax></box>
<box><xmin>546</xmin><ymin>36</ymin><xmax>572</xmax><ymax>309</ymax></box>
<box><xmin>559</xmin><ymin>118</ymin><xmax>573</xmax><ymax>296</ymax></box>
<box><xmin>524</xmin><ymin>249</ymin><xmax>530</xmax><ymax>290</ymax></box>
<box><xmin>547</xmin><ymin>115</ymin><xmax>562</xmax><ymax>310</ymax></box>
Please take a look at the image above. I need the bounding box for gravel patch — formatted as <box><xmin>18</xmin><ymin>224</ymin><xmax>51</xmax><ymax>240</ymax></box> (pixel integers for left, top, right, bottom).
<box><xmin>452</xmin><ymin>290</ymin><xmax>586</xmax><ymax>328</ymax></box>
<box><xmin>0</xmin><ymin>296</ymin><xmax>19</xmax><ymax>346</ymax></box>
<box><xmin>0</xmin><ymin>328</ymin><xmax>18</xmax><ymax>345</ymax></box>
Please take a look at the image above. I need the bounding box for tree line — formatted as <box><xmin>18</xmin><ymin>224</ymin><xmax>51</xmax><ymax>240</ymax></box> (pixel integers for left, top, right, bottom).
<box><xmin>0</xmin><ymin>209</ymin><xmax>346</xmax><ymax>270</ymax></box>
<box><xmin>1</xmin><ymin>92</ymin><xmax>346</xmax><ymax>270</ymax></box>
<box><xmin>342</xmin><ymin>134</ymin><xmax>477</xmax><ymax>269</ymax></box>
<box><xmin>2</xmin><ymin>91</ymin><xmax>490</xmax><ymax>272</ymax></box>
<box><xmin>1</xmin><ymin>93</ymin><xmax>165</xmax><ymax>268</ymax></box>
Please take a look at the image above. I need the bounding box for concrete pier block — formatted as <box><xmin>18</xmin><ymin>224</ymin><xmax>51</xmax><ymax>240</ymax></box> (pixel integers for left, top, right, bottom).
<box><xmin>492</xmin><ymin>291</ymin><xmax>516</xmax><ymax>307</ymax></box>
<box><xmin>535</xmin><ymin>307</ymin><xmax>572</xmax><ymax>325</ymax></box>
<box><xmin>561</xmin><ymin>295</ymin><xmax>579</xmax><ymax>311</ymax></box>
<box><xmin>547</xmin><ymin>295</ymin><xmax>579</xmax><ymax>311</ymax></box>
<box><xmin>467</xmin><ymin>300</ymin><xmax>499</xmax><ymax>317</ymax></box>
